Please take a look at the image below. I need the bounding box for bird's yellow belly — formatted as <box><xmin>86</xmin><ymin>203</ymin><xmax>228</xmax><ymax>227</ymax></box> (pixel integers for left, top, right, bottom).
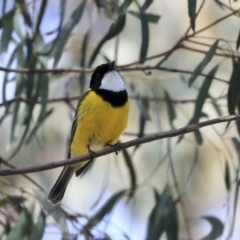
<box><xmin>70</xmin><ymin>91</ymin><xmax>129</xmax><ymax>157</ymax></box>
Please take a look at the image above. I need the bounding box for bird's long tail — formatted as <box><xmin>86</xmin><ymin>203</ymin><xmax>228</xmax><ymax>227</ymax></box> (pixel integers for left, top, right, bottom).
<box><xmin>48</xmin><ymin>166</ymin><xmax>75</xmax><ymax>205</ymax></box>
<box><xmin>48</xmin><ymin>160</ymin><xmax>93</xmax><ymax>205</ymax></box>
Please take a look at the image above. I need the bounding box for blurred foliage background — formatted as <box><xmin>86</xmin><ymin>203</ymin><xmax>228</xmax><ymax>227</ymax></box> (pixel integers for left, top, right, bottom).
<box><xmin>1</xmin><ymin>0</ymin><xmax>240</xmax><ymax>239</ymax></box>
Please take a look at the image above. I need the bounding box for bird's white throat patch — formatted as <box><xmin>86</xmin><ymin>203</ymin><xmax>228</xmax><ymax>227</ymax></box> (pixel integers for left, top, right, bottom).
<box><xmin>100</xmin><ymin>71</ymin><xmax>125</xmax><ymax>92</ymax></box>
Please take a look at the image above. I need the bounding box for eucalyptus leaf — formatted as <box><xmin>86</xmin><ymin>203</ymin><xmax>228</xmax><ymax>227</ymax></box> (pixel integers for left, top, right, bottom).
<box><xmin>54</xmin><ymin>0</ymin><xmax>87</xmax><ymax>66</ymax></box>
<box><xmin>16</xmin><ymin>0</ymin><xmax>32</xmax><ymax>27</ymax></box>
<box><xmin>164</xmin><ymin>90</ymin><xmax>176</xmax><ymax>128</ymax></box>
<box><xmin>119</xmin><ymin>0</ymin><xmax>133</xmax><ymax>15</ymax></box>
<box><xmin>0</xmin><ymin>13</ymin><xmax>13</xmax><ymax>53</ymax></box>
<box><xmin>228</xmin><ymin>57</ymin><xmax>240</xmax><ymax>115</ymax></box>
<box><xmin>146</xmin><ymin>189</ymin><xmax>178</xmax><ymax>240</ymax></box>
<box><xmin>188</xmin><ymin>40</ymin><xmax>219</xmax><ymax>87</ymax></box>
<box><xmin>128</xmin><ymin>11</ymin><xmax>160</xmax><ymax>23</ymax></box>
<box><xmin>89</xmin><ymin>14</ymin><xmax>126</xmax><ymax>66</ymax></box>
<box><xmin>122</xmin><ymin>148</ymin><xmax>137</xmax><ymax>197</ymax></box>
<box><xmin>79</xmin><ymin>31</ymin><xmax>90</xmax><ymax>94</ymax></box>
<box><xmin>139</xmin><ymin>8</ymin><xmax>149</xmax><ymax>62</ymax></box>
<box><xmin>200</xmin><ymin>216</ymin><xmax>224</xmax><ymax>240</ymax></box>
<box><xmin>86</xmin><ymin>190</ymin><xmax>126</xmax><ymax>228</ymax></box>
<box><xmin>224</xmin><ymin>160</ymin><xmax>231</xmax><ymax>191</ymax></box>
<box><xmin>237</xmin><ymin>29</ymin><xmax>240</xmax><ymax>50</ymax></box>
<box><xmin>6</xmin><ymin>208</ymin><xmax>33</xmax><ymax>240</ymax></box>
<box><xmin>29</xmin><ymin>211</ymin><xmax>46</xmax><ymax>240</ymax></box>
<box><xmin>187</xmin><ymin>0</ymin><xmax>197</xmax><ymax>32</ymax></box>
<box><xmin>192</xmin><ymin>65</ymin><xmax>219</xmax><ymax>122</ymax></box>
<box><xmin>0</xmin><ymin>9</ymin><xmax>15</xmax><ymax>29</ymax></box>
<box><xmin>34</xmin><ymin>190</ymin><xmax>69</xmax><ymax>235</ymax></box>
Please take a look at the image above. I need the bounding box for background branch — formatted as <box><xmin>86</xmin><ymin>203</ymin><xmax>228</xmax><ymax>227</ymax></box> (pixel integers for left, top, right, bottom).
<box><xmin>0</xmin><ymin>114</ymin><xmax>238</xmax><ymax>176</ymax></box>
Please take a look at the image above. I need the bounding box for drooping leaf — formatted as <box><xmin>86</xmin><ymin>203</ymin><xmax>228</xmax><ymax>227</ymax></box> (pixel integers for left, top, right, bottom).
<box><xmin>122</xmin><ymin>148</ymin><xmax>137</xmax><ymax>197</ymax></box>
<box><xmin>179</xmin><ymin>65</ymin><xmax>218</xmax><ymax>145</ymax></box>
<box><xmin>134</xmin><ymin>98</ymin><xmax>151</xmax><ymax>150</ymax></box>
<box><xmin>79</xmin><ymin>31</ymin><xmax>90</xmax><ymax>94</ymax></box>
<box><xmin>6</xmin><ymin>208</ymin><xmax>33</xmax><ymax>240</ymax></box>
<box><xmin>128</xmin><ymin>11</ymin><xmax>161</xmax><ymax>23</ymax></box>
<box><xmin>232</xmin><ymin>138</ymin><xmax>240</xmax><ymax>164</ymax></box>
<box><xmin>176</xmin><ymin>148</ymin><xmax>198</xmax><ymax>202</ymax></box>
<box><xmin>141</xmin><ymin>0</ymin><xmax>154</xmax><ymax>12</ymax></box>
<box><xmin>224</xmin><ymin>161</ymin><xmax>231</xmax><ymax>191</ymax></box>
<box><xmin>164</xmin><ymin>90</ymin><xmax>176</xmax><ymax>128</ymax></box>
<box><xmin>200</xmin><ymin>216</ymin><xmax>224</xmax><ymax>240</ymax></box>
<box><xmin>237</xmin><ymin>29</ymin><xmax>240</xmax><ymax>50</ymax></box>
<box><xmin>54</xmin><ymin>0</ymin><xmax>87</xmax><ymax>66</ymax></box>
<box><xmin>0</xmin><ymin>9</ymin><xmax>15</xmax><ymax>29</ymax></box>
<box><xmin>0</xmin><ymin>12</ymin><xmax>13</xmax><ymax>53</ymax></box>
<box><xmin>119</xmin><ymin>0</ymin><xmax>133</xmax><ymax>15</ymax></box>
<box><xmin>89</xmin><ymin>14</ymin><xmax>126</xmax><ymax>66</ymax></box>
<box><xmin>227</xmin><ymin>57</ymin><xmax>240</xmax><ymax>115</ymax></box>
<box><xmin>188</xmin><ymin>40</ymin><xmax>219</xmax><ymax>87</ymax></box>
<box><xmin>34</xmin><ymin>190</ymin><xmax>69</xmax><ymax>235</ymax></box>
<box><xmin>139</xmin><ymin>8</ymin><xmax>149</xmax><ymax>62</ymax></box>
<box><xmin>210</xmin><ymin>94</ymin><xmax>222</xmax><ymax>116</ymax></box>
<box><xmin>192</xmin><ymin>65</ymin><xmax>219</xmax><ymax>135</ymax></box>
<box><xmin>15</xmin><ymin>0</ymin><xmax>32</xmax><ymax>27</ymax></box>
<box><xmin>33</xmin><ymin>0</ymin><xmax>47</xmax><ymax>37</ymax></box>
<box><xmin>146</xmin><ymin>189</ymin><xmax>178</xmax><ymax>240</ymax></box>
<box><xmin>187</xmin><ymin>0</ymin><xmax>197</xmax><ymax>32</ymax></box>
<box><xmin>29</xmin><ymin>211</ymin><xmax>46</xmax><ymax>240</ymax></box>
<box><xmin>86</xmin><ymin>190</ymin><xmax>126</xmax><ymax>228</ymax></box>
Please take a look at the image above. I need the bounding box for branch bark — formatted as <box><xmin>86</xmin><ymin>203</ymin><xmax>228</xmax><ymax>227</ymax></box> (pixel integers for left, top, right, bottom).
<box><xmin>0</xmin><ymin>114</ymin><xmax>238</xmax><ymax>176</ymax></box>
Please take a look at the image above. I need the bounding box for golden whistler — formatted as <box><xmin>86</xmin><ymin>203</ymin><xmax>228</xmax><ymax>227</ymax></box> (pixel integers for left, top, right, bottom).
<box><xmin>48</xmin><ymin>61</ymin><xmax>129</xmax><ymax>205</ymax></box>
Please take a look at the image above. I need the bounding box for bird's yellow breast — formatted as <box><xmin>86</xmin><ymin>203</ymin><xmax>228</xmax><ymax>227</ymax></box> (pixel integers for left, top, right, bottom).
<box><xmin>70</xmin><ymin>90</ymin><xmax>129</xmax><ymax>157</ymax></box>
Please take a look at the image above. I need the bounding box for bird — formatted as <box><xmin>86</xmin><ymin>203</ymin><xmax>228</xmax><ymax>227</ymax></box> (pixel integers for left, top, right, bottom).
<box><xmin>48</xmin><ymin>61</ymin><xmax>129</xmax><ymax>205</ymax></box>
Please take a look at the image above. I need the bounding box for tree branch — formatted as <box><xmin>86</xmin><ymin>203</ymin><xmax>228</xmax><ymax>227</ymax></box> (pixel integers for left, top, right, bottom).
<box><xmin>0</xmin><ymin>114</ymin><xmax>238</xmax><ymax>176</ymax></box>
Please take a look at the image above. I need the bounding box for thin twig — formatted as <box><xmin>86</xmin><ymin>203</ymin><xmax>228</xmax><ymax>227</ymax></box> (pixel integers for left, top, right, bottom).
<box><xmin>0</xmin><ymin>114</ymin><xmax>239</xmax><ymax>176</ymax></box>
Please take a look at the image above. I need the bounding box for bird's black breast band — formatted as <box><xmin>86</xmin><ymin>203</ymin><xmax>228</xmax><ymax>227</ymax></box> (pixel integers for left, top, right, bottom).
<box><xmin>94</xmin><ymin>89</ymin><xmax>128</xmax><ymax>107</ymax></box>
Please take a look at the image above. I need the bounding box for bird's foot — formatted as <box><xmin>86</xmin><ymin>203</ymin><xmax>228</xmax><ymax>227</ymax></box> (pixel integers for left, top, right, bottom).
<box><xmin>88</xmin><ymin>146</ymin><xmax>96</xmax><ymax>161</ymax></box>
<box><xmin>107</xmin><ymin>142</ymin><xmax>122</xmax><ymax>155</ymax></box>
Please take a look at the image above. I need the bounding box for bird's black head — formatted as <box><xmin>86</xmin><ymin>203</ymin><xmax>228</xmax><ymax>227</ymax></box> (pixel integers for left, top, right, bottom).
<box><xmin>90</xmin><ymin>61</ymin><xmax>116</xmax><ymax>90</ymax></box>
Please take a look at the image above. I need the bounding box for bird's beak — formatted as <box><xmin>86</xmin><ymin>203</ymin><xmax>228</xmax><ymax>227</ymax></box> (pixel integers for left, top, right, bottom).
<box><xmin>108</xmin><ymin>61</ymin><xmax>115</xmax><ymax>71</ymax></box>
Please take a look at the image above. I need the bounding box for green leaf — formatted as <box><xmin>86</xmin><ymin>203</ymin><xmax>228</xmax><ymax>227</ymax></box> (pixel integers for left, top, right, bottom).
<box><xmin>33</xmin><ymin>0</ymin><xmax>47</xmax><ymax>37</ymax></box>
<box><xmin>200</xmin><ymin>216</ymin><xmax>224</xmax><ymax>240</ymax></box>
<box><xmin>122</xmin><ymin>148</ymin><xmax>137</xmax><ymax>197</ymax></box>
<box><xmin>164</xmin><ymin>90</ymin><xmax>176</xmax><ymax>128</ymax></box>
<box><xmin>188</xmin><ymin>40</ymin><xmax>219</xmax><ymax>87</ymax></box>
<box><xmin>228</xmin><ymin>57</ymin><xmax>240</xmax><ymax>115</ymax></box>
<box><xmin>232</xmin><ymin>138</ymin><xmax>240</xmax><ymax>164</ymax></box>
<box><xmin>141</xmin><ymin>0</ymin><xmax>154</xmax><ymax>12</ymax></box>
<box><xmin>15</xmin><ymin>0</ymin><xmax>32</xmax><ymax>27</ymax></box>
<box><xmin>237</xmin><ymin>29</ymin><xmax>240</xmax><ymax>50</ymax></box>
<box><xmin>146</xmin><ymin>189</ymin><xmax>178</xmax><ymax>240</ymax></box>
<box><xmin>224</xmin><ymin>161</ymin><xmax>231</xmax><ymax>191</ymax></box>
<box><xmin>134</xmin><ymin>98</ymin><xmax>151</xmax><ymax>150</ymax></box>
<box><xmin>187</xmin><ymin>0</ymin><xmax>197</xmax><ymax>32</ymax></box>
<box><xmin>176</xmin><ymin>148</ymin><xmax>199</xmax><ymax>202</ymax></box>
<box><xmin>6</xmin><ymin>208</ymin><xmax>33</xmax><ymax>240</ymax></box>
<box><xmin>89</xmin><ymin>14</ymin><xmax>126</xmax><ymax>66</ymax></box>
<box><xmin>210</xmin><ymin>94</ymin><xmax>222</xmax><ymax>116</ymax></box>
<box><xmin>34</xmin><ymin>190</ymin><xmax>69</xmax><ymax>235</ymax></box>
<box><xmin>119</xmin><ymin>0</ymin><xmax>133</xmax><ymax>15</ymax></box>
<box><xmin>29</xmin><ymin>211</ymin><xmax>46</xmax><ymax>240</ymax></box>
<box><xmin>86</xmin><ymin>190</ymin><xmax>126</xmax><ymax>228</ymax></box>
<box><xmin>128</xmin><ymin>11</ymin><xmax>161</xmax><ymax>23</ymax></box>
<box><xmin>139</xmin><ymin>8</ymin><xmax>149</xmax><ymax>62</ymax></box>
<box><xmin>0</xmin><ymin>13</ymin><xmax>13</xmax><ymax>53</ymax></box>
<box><xmin>54</xmin><ymin>0</ymin><xmax>87</xmax><ymax>66</ymax></box>
<box><xmin>0</xmin><ymin>9</ymin><xmax>15</xmax><ymax>29</ymax></box>
<box><xmin>192</xmin><ymin>65</ymin><xmax>219</xmax><ymax>122</ymax></box>
<box><xmin>79</xmin><ymin>31</ymin><xmax>90</xmax><ymax>94</ymax></box>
